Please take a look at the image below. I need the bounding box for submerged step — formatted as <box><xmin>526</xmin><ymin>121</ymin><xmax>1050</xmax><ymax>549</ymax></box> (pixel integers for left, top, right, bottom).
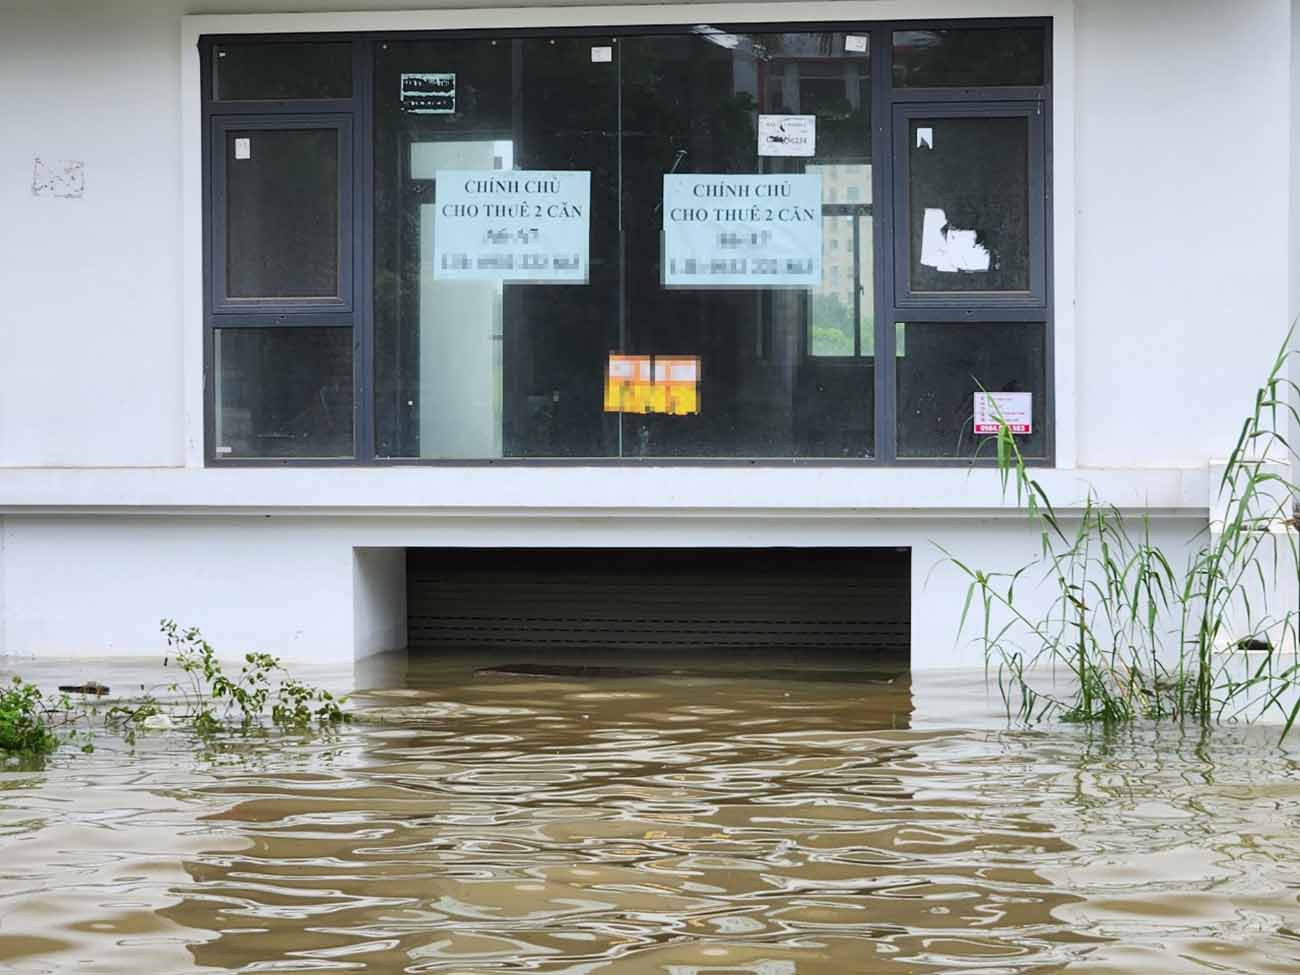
<box><xmin>475</xmin><ymin>662</ymin><xmax>901</xmax><ymax>683</ymax></box>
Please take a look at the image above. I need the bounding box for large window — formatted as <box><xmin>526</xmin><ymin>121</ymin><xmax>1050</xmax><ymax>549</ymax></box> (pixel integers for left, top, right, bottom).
<box><xmin>202</xmin><ymin>20</ymin><xmax>1051</xmax><ymax>464</ymax></box>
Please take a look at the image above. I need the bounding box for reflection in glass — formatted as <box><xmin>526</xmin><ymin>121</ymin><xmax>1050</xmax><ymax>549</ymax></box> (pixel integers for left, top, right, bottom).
<box><xmin>809</xmin><ymin>209</ymin><xmax>873</xmax><ymax>358</ymax></box>
<box><xmin>214</xmin><ymin>42</ymin><xmax>353</xmax><ymax>101</ymax></box>
<box><xmin>893</xmin><ymin>28</ymin><xmax>1046</xmax><ymax>88</ymax></box>
<box><xmin>908</xmin><ymin>117</ymin><xmax>1029</xmax><ymax>294</ymax></box>
<box><xmin>226</xmin><ymin>128</ymin><xmax>339</xmax><ymax>299</ymax></box>
<box><xmin>373</xmin><ymin>36</ymin><xmax>619</xmax><ymax>459</ymax></box>
<box><xmin>374</xmin><ymin>31</ymin><xmax>875</xmax><ymax>459</ymax></box>
<box><xmin>214</xmin><ymin>327</ymin><xmax>353</xmax><ymax>458</ymax></box>
<box><xmin>896</xmin><ymin>322</ymin><xmax>1045</xmax><ymax>459</ymax></box>
<box><xmin>619</xmin><ymin>31</ymin><xmax>872</xmax><ymax>458</ymax></box>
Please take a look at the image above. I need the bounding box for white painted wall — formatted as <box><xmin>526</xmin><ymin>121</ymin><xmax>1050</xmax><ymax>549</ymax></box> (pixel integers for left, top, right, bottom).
<box><xmin>1</xmin><ymin>0</ymin><xmax>1288</xmax><ymax>473</ymax></box>
<box><xmin>353</xmin><ymin>546</ymin><xmax>406</xmax><ymax>659</ymax></box>
<box><xmin>0</xmin><ymin>0</ymin><xmax>186</xmax><ymax>467</ymax></box>
<box><xmin>1075</xmin><ymin>0</ymin><xmax>1293</xmax><ymax>469</ymax></box>
<box><xmin>1292</xmin><ymin>0</ymin><xmax>1300</xmax><ymax>487</ymax></box>
<box><xmin>0</xmin><ymin>515</ymin><xmax>355</xmax><ymax>660</ymax></box>
<box><xmin>0</xmin><ymin>0</ymin><xmax>1295</xmax><ymax>667</ymax></box>
<box><xmin>0</xmin><ymin>510</ymin><xmax>1205</xmax><ymax>668</ymax></box>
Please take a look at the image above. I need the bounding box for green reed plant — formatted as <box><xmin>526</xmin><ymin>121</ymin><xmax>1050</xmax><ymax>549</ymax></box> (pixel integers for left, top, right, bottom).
<box><xmin>950</xmin><ymin>335</ymin><xmax>1300</xmax><ymax>734</ymax></box>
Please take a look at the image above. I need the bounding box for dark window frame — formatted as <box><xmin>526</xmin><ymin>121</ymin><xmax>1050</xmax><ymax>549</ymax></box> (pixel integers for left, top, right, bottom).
<box><xmin>890</xmin><ymin>102</ymin><xmax>1048</xmax><ymax>311</ymax></box>
<box><xmin>199</xmin><ymin>17</ymin><xmax>1053</xmax><ymax>468</ymax></box>
<box><xmin>211</xmin><ymin>114</ymin><xmax>355</xmax><ymax>313</ymax></box>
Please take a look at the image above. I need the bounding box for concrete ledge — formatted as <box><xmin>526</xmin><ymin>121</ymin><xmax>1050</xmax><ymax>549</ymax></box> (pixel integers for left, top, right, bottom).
<box><xmin>0</xmin><ymin>465</ymin><xmax>1210</xmax><ymax>517</ymax></box>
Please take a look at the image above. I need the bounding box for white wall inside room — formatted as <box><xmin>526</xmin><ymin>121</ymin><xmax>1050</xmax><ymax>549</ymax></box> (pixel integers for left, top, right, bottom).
<box><xmin>412</xmin><ymin>141</ymin><xmax>510</xmax><ymax>458</ymax></box>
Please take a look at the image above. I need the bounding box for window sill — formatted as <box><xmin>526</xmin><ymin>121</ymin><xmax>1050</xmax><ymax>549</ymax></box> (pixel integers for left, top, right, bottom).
<box><xmin>0</xmin><ymin>465</ymin><xmax>1209</xmax><ymax>517</ymax></box>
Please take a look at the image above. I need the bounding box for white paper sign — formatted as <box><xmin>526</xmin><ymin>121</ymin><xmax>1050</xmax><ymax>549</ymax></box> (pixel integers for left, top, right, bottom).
<box><xmin>433</xmin><ymin>170</ymin><xmax>590</xmax><ymax>283</ymax></box>
<box><xmin>845</xmin><ymin>35</ymin><xmax>868</xmax><ymax>53</ymax></box>
<box><xmin>758</xmin><ymin>114</ymin><xmax>816</xmax><ymax>157</ymax></box>
<box><xmin>591</xmin><ymin>46</ymin><xmax>613</xmax><ymax>63</ymax></box>
<box><xmin>662</xmin><ymin>173</ymin><xmax>822</xmax><ymax>288</ymax></box>
<box><xmin>234</xmin><ymin>137</ymin><xmax>250</xmax><ymax>160</ymax></box>
<box><xmin>974</xmin><ymin>392</ymin><xmax>1032</xmax><ymax>435</ymax></box>
<box><xmin>401</xmin><ymin>73</ymin><xmax>456</xmax><ymax>114</ymax></box>
<box><xmin>920</xmin><ymin>207</ymin><xmax>991</xmax><ymax>273</ymax></box>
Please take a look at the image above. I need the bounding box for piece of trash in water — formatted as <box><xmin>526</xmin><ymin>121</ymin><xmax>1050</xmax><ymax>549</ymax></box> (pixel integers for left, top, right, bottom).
<box><xmin>58</xmin><ymin>681</ymin><xmax>110</xmax><ymax>696</ymax></box>
<box><xmin>142</xmin><ymin>713</ymin><xmax>175</xmax><ymax>730</ymax></box>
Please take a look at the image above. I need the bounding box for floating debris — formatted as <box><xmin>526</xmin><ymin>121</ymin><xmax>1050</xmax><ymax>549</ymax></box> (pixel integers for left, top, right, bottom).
<box><xmin>57</xmin><ymin>681</ymin><xmax>110</xmax><ymax>697</ymax></box>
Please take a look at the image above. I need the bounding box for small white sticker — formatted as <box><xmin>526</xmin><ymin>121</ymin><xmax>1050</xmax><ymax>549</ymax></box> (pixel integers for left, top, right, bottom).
<box><xmin>758</xmin><ymin>114</ymin><xmax>816</xmax><ymax>157</ymax></box>
<box><xmin>845</xmin><ymin>35</ymin><xmax>868</xmax><ymax>53</ymax></box>
<box><xmin>234</xmin><ymin>138</ymin><xmax>250</xmax><ymax>160</ymax></box>
<box><xmin>401</xmin><ymin>72</ymin><xmax>456</xmax><ymax>114</ymax></box>
<box><xmin>591</xmin><ymin>46</ymin><xmax>613</xmax><ymax>63</ymax></box>
<box><xmin>216</xmin><ymin>445</ymin><xmax>234</xmax><ymax>455</ymax></box>
<box><xmin>974</xmin><ymin>392</ymin><xmax>1032</xmax><ymax>435</ymax></box>
<box><xmin>917</xmin><ymin>127</ymin><xmax>934</xmax><ymax>150</ymax></box>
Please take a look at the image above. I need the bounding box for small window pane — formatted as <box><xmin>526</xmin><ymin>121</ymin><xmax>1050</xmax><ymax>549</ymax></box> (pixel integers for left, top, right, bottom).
<box><xmin>214</xmin><ymin>327</ymin><xmax>353</xmax><ymax>459</ymax></box>
<box><xmin>908</xmin><ymin>116</ymin><xmax>1029</xmax><ymax>294</ymax></box>
<box><xmin>896</xmin><ymin>322</ymin><xmax>1046</xmax><ymax>459</ymax></box>
<box><xmin>226</xmin><ymin>128</ymin><xmax>339</xmax><ymax>299</ymax></box>
<box><xmin>215</xmin><ymin>42</ymin><xmax>352</xmax><ymax>101</ymax></box>
<box><xmin>893</xmin><ymin>28</ymin><xmax>1046</xmax><ymax>88</ymax></box>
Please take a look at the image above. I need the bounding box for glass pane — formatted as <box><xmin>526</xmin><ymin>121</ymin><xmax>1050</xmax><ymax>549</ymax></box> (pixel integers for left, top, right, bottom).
<box><xmin>226</xmin><ymin>128</ymin><xmax>339</xmax><ymax>299</ymax></box>
<box><xmin>214</xmin><ymin>327</ymin><xmax>353</xmax><ymax>459</ymax></box>
<box><xmin>619</xmin><ymin>31</ymin><xmax>873</xmax><ymax>458</ymax></box>
<box><xmin>810</xmin><ymin>210</ymin><xmax>873</xmax><ymax>357</ymax></box>
<box><xmin>893</xmin><ymin>28</ymin><xmax>1045</xmax><ymax>88</ymax></box>
<box><xmin>908</xmin><ymin>116</ymin><xmax>1029</xmax><ymax>294</ymax></box>
<box><xmin>896</xmin><ymin>322</ymin><xmax>1046</xmax><ymax>459</ymax></box>
<box><xmin>214</xmin><ymin>42</ymin><xmax>352</xmax><ymax>100</ymax></box>
<box><xmin>372</xmin><ymin>36</ymin><xmax>618</xmax><ymax>459</ymax></box>
<box><xmin>373</xmin><ymin>30</ymin><xmax>873</xmax><ymax>460</ymax></box>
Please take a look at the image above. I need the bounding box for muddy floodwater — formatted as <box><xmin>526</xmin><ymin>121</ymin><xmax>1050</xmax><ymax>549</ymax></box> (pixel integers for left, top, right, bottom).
<box><xmin>2</xmin><ymin>654</ymin><xmax>1300</xmax><ymax>974</ymax></box>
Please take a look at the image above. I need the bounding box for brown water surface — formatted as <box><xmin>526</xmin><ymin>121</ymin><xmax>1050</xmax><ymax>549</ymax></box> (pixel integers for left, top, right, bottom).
<box><xmin>1</xmin><ymin>655</ymin><xmax>1299</xmax><ymax>973</ymax></box>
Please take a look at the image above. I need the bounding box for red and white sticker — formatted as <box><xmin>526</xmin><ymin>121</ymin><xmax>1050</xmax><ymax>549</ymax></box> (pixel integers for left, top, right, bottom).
<box><xmin>974</xmin><ymin>392</ymin><xmax>1032</xmax><ymax>435</ymax></box>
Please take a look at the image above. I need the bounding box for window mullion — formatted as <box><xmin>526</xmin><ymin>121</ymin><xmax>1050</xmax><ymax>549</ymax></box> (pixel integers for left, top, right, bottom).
<box><xmin>355</xmin><ymin>37</ymin><xmax>375</xmax><ymax>463</ymax></box>
<box><xmin>871</xmin><ymin>25</ymin><xmax>897</xmax><ymax>464</ymax></box>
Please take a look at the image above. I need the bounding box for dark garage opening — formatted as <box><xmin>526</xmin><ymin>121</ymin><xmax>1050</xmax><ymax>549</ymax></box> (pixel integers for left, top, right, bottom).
<box><xmin>406</xmin><ymin>548</ymin><xmax>910</xmax><ymax>676</ymax></box>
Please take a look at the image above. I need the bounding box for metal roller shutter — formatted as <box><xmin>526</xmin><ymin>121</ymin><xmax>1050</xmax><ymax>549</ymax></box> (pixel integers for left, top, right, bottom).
<box><xmin>407</xmin><ymin>548</ymin><xmax>909</xmax><ymax>657</ymax></box>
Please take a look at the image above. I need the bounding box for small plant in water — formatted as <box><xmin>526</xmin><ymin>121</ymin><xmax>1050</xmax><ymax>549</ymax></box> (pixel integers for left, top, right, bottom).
<box><xmin>0</xmin><ymin>677</ymin><xmax>60</xmax><ymax>755</ymax></box>
<box><xmin>129</xmin><ymin>620</ymin><xmax>349</xmax><ymax>732</ymax></box>
<box><xmin>2</xmin><ymin>625</ymin><xmax>348</xmax><ymax>756</ymax></box>
<box><xmin>0</xmin><ymin>677</ymin><xmax>94</xmax><ymax>756</ymax></box>
<box><xmin>951</xmin><ymin>334</ymin><xmax>1300</xmax><ymax>735</ymax></box>
<box><xmin>100</xmin><ymin>621</ymin><xmax>349</xmax><ymax>742</ymax></box>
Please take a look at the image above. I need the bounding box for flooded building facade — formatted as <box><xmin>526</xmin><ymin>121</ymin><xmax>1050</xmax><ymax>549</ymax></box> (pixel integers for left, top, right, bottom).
<box><xmin>0</xmin><ymin>0</ymin><xmax>1296</xmax><ymax>668</ymax></box>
